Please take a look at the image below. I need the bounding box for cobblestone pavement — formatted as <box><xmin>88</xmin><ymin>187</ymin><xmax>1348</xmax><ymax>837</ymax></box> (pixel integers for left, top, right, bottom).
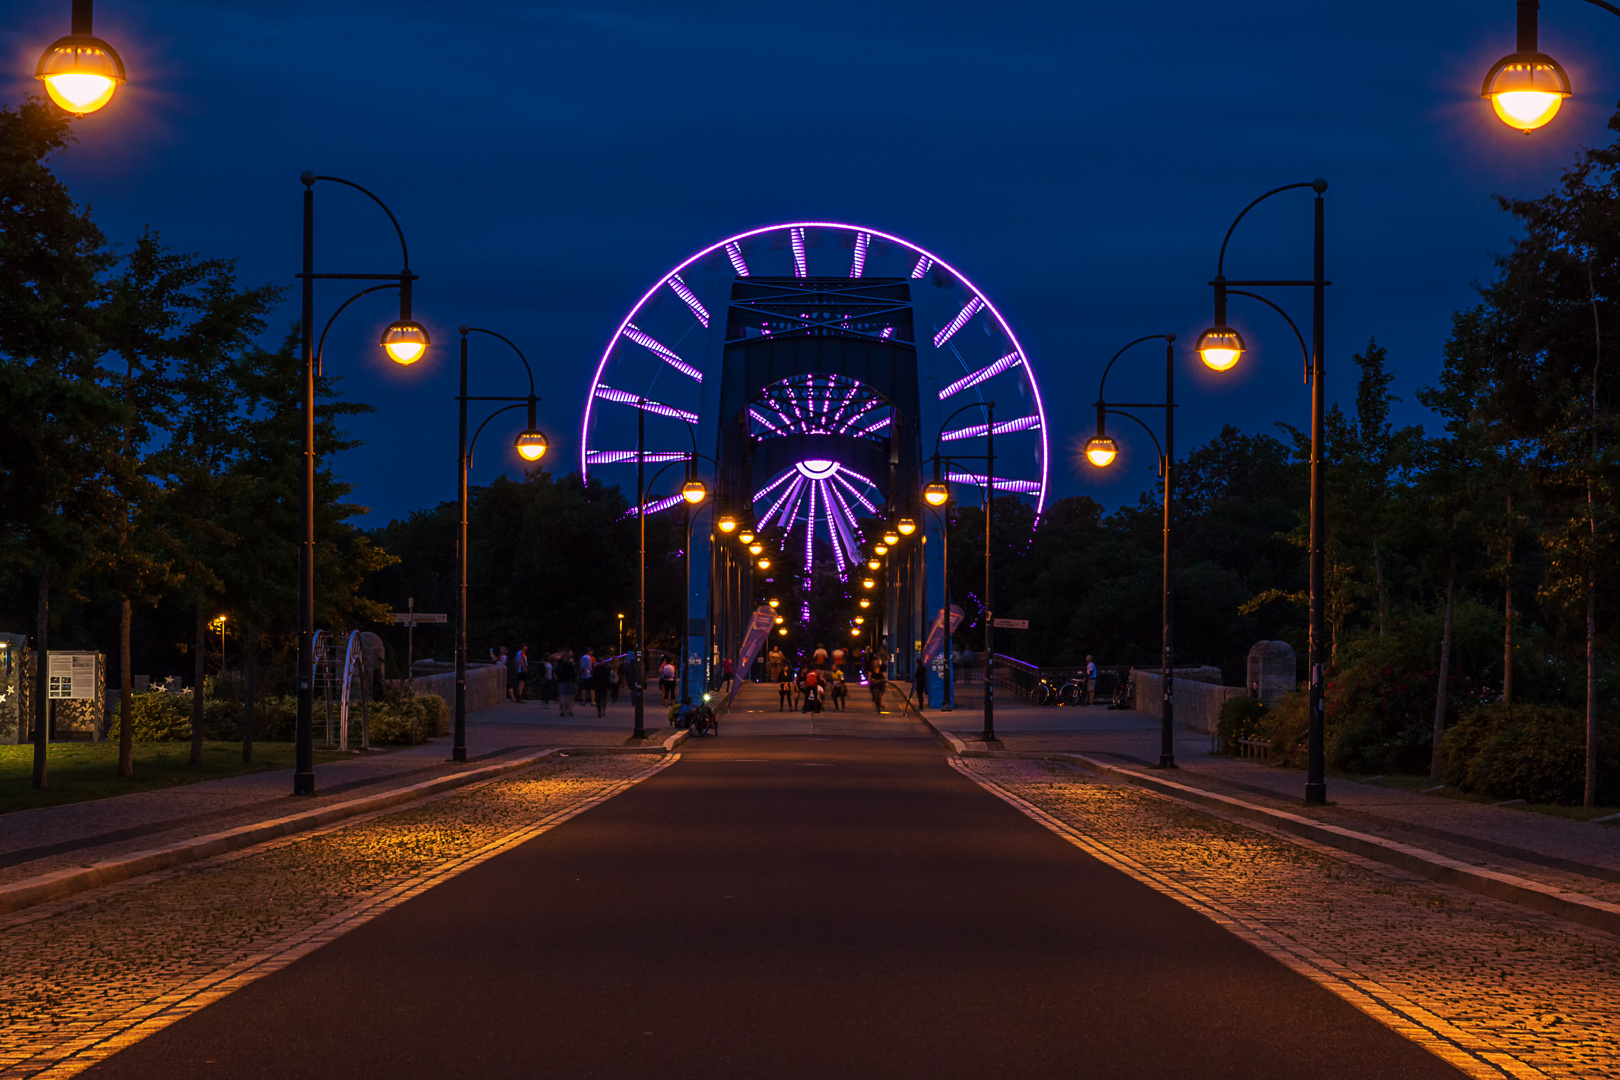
<box><xmin>0</xmin><ymin>753</ymin><xmax>671</xmax><ymax>1079</ymax></box>
<box><xmin>959</xmin><ymin>757</ymin><xmax>1619</xmax><ymax>1080</ymax></box>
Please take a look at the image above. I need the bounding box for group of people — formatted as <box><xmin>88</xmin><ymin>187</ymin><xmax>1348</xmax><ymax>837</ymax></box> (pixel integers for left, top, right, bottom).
<box><xmin>488</xmin><ymin>646</ymin><xmax>621</xmax><ymax>718</ymax></box>
<box><xmin>767</xmin><ymin>643</ymin><xmax>889</xmax><ymax>714</ymax></box>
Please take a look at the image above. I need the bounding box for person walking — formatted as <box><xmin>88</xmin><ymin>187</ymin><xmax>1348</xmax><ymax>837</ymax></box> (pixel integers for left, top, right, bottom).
<box><xmin>831</xmin><ymin>645</ymin><xmax>846</xmax><ymax>678</ymax></box>
<box><xmin>578</xmin><ymin>649</ymin><xmax>595</xmax><ymax>707</ymax></box>
<box><xmin>801</xmin><ymin>667</ymin><xmax>821</xmax><ymax>714</ymax></box>
<box><xmin>659</xmin><ymin>658</ymin><xmax>677</xmax><ymax>706</ymax></box>
<box><xmin>778</xmin><ymin>670</ymin><xmax>794</xmax><ymax>711</ymax></box>
<box><xmin>1084</xmin><ymin>655</ymin><xmax>1098</xmax><ymax>706</ymax></box>
<box><xmin>812</xmin><ymin>644</ymin><xmax>829</xmax><ymax>670</ymax></box>
<box><xmin>538</xmin><ymin>653</ymin><xmax>555</xmax><ymax>709</ymax></box>
<box><xmin>830</xmin><ymin>667</ymin><xmax>847</xmax><ymax>711</ymax></box>
<box><xmin>868</xmin><ymin>652</ymin><xmax>887</xmax><ymax>711</ymax></box>
<box><xmin>766</xmin><ymin>645</ymin><xmax>785</xmax><ymax>684</ymax></box>
<box><xmin>720</xmin><ymin>657</ymin><xmax>735</xmax><ymax>694</ymax></box>
<box><xmin>554</xmin><ymin>652</ymin><xmax>577</xmax><ymax>717</ymax></box>
<box><xmin>914</xmin><ymin>659</ymin><xmax>929</xmax><ymax>712</ymax></box>
<box><xmin>591</xmin><ymin>657</ymin><xmax>610</xmax><ymax>718</ymax></box>
<box><xmin>515</xmin><ymin>645</ymin><xmax>529</xmax><ymax>702</ymax></box>
<box><xmin>497</xmin><ymin>648</ymin><xmax>516</xmax><ymax>703</ymax></box>
<box><xmin>607</xmin><ymin>660</ymin><xmax>620</xmax><ymax>704</ymax></box>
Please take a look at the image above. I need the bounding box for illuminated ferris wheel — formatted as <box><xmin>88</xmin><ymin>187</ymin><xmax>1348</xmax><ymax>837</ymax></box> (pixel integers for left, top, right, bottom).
<box><xmin>581</xmin><ymin>223</ymin><xmax>1050</xmax><ymax>577</ymax></box>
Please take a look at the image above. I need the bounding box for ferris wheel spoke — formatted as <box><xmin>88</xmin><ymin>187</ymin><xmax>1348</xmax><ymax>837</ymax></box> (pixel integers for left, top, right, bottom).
<box><xmin>938</xmin><ymin>351</ymin><xmax>1023</xmax><ymax>400</ymax></box>
<box><xmin>939</xmin><ymin>414</ymin><xmax>1042</xmax><ymax>441</ymax></box>
<box><xmin>947</xmin><ymin>472</ymin><xmax>1042</xmax><ymax>495</ymax></box>
<box><xmin>623</xmin><ymin>492</ymin><xmax>688</xmax><ymax>518</ymax></box>
<box><xmin>910</xmin><ymin>254</ymin><xmax>932</xmax><ymax>278</ymax></box>
<box><xmin>726</xmin><ymin>242</ymin><xmax>750</xmax><ymax>277</ymax></box>
<box><xmin>666</xmin><ymin>275</ymin><xmax>710</xmax><ymax>327</ymax></box>
<box><xmin>850</xmin><ymin>232</ymin><xmax>869</xmax><ymax>277</ymax></box>
<box><xmin>932</xmin><ymin>296</ymin><xmax>985</xmax><ymax>349</ymax></box>
<box><xmin>623</xmin><ymin>323</ymin><xmax>703</xmax><ymax>382</ymax></box>
<box><xmin>759</xmin><ymin>474</ymin><xmax>806</xmax><ymax>530</ymax></box>
<box><xmin>752</xmin><ymin>468</ymin><xmax>797</xmax><ymax>502</ymax></box>
<box><xmin>831</xmin><ymin>470</ymin><xmax>879</xmax><ymax>513</ymax></box>
<box><xmin>586</xmin><ymin>450</ymin><xmax>692</xmax><ymax>465</ymax></box>
<box><xmin>791</xmin><ymin>227</ymin><xmax>808</xmax><ymax>278</ymax></box>
<box><xmin>594</xmin><ymin>385</ymin><xmax>700</xmax><ymax>424</ymax></box>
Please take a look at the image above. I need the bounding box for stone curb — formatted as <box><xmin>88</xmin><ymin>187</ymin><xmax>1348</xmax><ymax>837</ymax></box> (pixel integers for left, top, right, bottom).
<box><xmin>923</xmin><ymin>719</ymin><xmax>1620</xmax><ymax>937</ymax></box>
<box><xmin>0</xmin><ymin>737</ymin><xmax>680</xmax><ymax>918</ymax></box>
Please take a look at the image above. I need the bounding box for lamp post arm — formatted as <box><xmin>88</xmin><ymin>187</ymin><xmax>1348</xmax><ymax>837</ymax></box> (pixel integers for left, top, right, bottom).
<box><xmin>1227</xmin><ymin>289</ymin><xmax>1312</xmax><ymax>382</ymax></box>
<box><xmin>1096</xmin><ymin>333</ymin><xmax>1174</xmax><ymax>403</ymax></box>
<box><xmin>306</xmin><ymin>174</ymin><xmax>413</xmax><ymax>272</ymax></box>
<box><xmin>315</xmin><ymin>283</ymin><xmax>400</xmax><ymax>374</ymax></box>
<box><xmin>933</xmin><ymin>401</ymin><xmax>994</xmax><ymax>460</ymax></box>
<box><xmin>1102</xmin><ymin>407</ymin><xmax>1166</xmax><ymax>467</ymax></box>
<box><xmin>1215</xmin><ymin>181</ymin><xmax>1324</xmax><ymax>277</ymax></box>
<box><xmin>1576</xmin><ymin>0</ymin><xmax>1620</xmax><ymax>21</ymax></box>
<box><xmin>467</xmin><ymin>403</ymin><xmax>527</xmax><ymax>466</ymax></box>
<box><xmin>461</xmin><ymin>326</ymin><xmax>537</xmax><ymax>398</ymax></box>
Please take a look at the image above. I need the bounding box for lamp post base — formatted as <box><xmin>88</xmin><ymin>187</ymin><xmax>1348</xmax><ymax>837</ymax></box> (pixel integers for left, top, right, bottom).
<box><xmin>1305</xmin><ymin>782</ymin><xmax>1327</xmax><ymax>805</ymax></box>
<box><xmin>451</xmin><ymin>747</ymin><xmax>467</xmax><ymax>762</ymax></box>
<box><xmin>293</xmin><ymin>772</ymin><xmax>316</xmax><ymax>796</ymax></box>
<box><xmin>1158</xmin><ymin>755</ymin><xmax>1177</xmax><ymax>769</ymax></box>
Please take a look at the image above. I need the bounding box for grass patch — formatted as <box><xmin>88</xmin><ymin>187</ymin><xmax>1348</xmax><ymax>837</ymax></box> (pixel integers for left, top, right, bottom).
<box><xmin>1347</xmin><ymin>772</ymin><xmax>1618</xmax><ymax>824</ymax></box>
<box><xmin>0</xmin><ymin>742</ymin><xmax>357</xmax><ymax>816</ymax></box>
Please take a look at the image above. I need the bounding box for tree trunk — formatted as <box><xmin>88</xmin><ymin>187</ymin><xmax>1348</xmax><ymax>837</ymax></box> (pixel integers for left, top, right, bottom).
<box><xmin>190</xmin><ymin>604</ymin><xmax>206</xmax><ymax>766</ymax></box>
<box><xmin>33</xmin><ymin>568</ymin><xmax>49</xmax><ymax>790</ymax></box>
<box><xmin>1430</xmin><ymin>553</ymin><xmax>1457</xmax><ymax>782</ymax></box>
<box><xmin>242</xmin><ymin>623</ymin><xmax>257</xmax><ymax>764</ymax></box>
<box><xmin>1373</xmin><ymin>534</ymin><xmax>1387</xmax><ymax>638</ymax></box>
<box><xmin>1502</xmin><ymin>563</ymin><xmax>1514</xmax><ymax>708</ymax></box>
<box><xmin>1586</xmin><ymin>552</ymin><xmax>1598</xmax><ymax>809</ymax></box>
<box><xmin>118</xmin><ymin>598</ymin><xmax>134</xmax><ymax>778</ymax></box>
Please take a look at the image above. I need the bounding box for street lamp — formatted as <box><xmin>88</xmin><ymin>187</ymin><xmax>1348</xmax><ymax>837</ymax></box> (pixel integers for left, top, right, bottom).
<box><xmin>717</xmin><ymin>514</ymin><xmax>738</xmax><ymax>534</ymax></box>
<box><xmin>1087</xmin><ymin>334</ymin><xmax>1179</xmax><ymax>768</ymax></box>
<box><xmin>295</xmin><ymin>173</ymin><xmax>423</xmax><ymax>796</ymax></box>
<box><xmin>923</xmin><ymin>480</ymin><xmax>950</xmax><ymax>507</ymax></box>
<box><xmin>873</xmin><ymin>543</ymin><xmax>889</xmax><ymax>556</ymax></box>
<box><xmin>882</xmin><ymin>529</ymin><xmax>901</xmax><ymax>547</ymax></box>
<box><xmin>748</xmin><ymin>542</ymin><xmax>764</xmax><ymax>556</ymax></box>
<box><xmin>768</xmin><ymin>598</ymin><xmax>779</xmax><ymax>608</ymax></box>
<box><xmin>859</xmin><ymin>598</ymin><xmax>871</xmax><ymax>609</ymax></box>
<box><xmin>1203</xmin><ymin>180</ymin><xmax>1330</xmax><ymax>804</ymax></box>
<box><xmin>861</xmin><ymin>577</ymin><xmax>876</xmax><ymax>590</ymax></box>
<box><xmin>1481</xmin><ymin>0</ymin><xmax>1600</xmax><ymax>133</ymax></box>
<box><xmin>758</xmin><ymin>558</ymin><xmax>772</xmax><ymax>571</ymax></box>
<box><xmin>682</xmin><ymin>478</ymin><xmax>708</xmax><ymax>504</ymax></box>
<box><xmin>35</xmin><ymin>1</ymin><xmax>125</xmax><ymax>114</ymax></box>
<box><xmin>452</xmin><ymin>326</ymin><xmax>544</xmax><ymax>762</ymax></box>
<box><xmin>897</xmin><ymin>518</ymin><xmax>917</xmax><ymax>537</ymax></box>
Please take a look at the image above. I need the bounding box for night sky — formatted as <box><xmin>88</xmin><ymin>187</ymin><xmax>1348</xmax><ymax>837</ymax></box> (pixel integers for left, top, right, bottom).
<box><xmin>8</xmin><ymin>0</ymin><xmax>1618</xmax><ymax>524</ymax></box>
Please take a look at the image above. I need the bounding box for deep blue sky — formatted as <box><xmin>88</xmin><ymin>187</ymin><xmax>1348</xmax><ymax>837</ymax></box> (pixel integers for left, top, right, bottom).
<box><xmin>8</xmin><ymin>0</ymin><xmax>1618</xmax><ymax>524</ymax></box>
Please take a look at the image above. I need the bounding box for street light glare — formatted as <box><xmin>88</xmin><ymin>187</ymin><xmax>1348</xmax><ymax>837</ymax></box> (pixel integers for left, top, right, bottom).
<box><xmin>515</xmin><ymin>430</ymin><xmax>549</xmax><ymax>462</ymax></box>
<box><xmin>882</xmin><ymin>530</ymin><xmax>900</xmax><ymax>546</ymax></box>
<box><xmin>867</xmin><ymin>559</ymin><xmax>881</xmax><ymax>571</ymax></box>
<box><xmin>923</xmin><ymin>481</ymin><xmax>949</xmax><ymax>507</ymax></box>
<box><xmin>897</xmin><ymin>518</ymin><xmax>916</xmax><ymax>536</ymax></box>
<box><xmin>1084</xmin><ymin>435</ymin><xmax>1118</xmax><ymax>468</ymax></box>
<box><xmin>859</xmin><ymin>598</ymin><xmax>871</xmax><ymax>609</ymax></box>
<box><xmin>1195</xmin><ymin>326</ymin><xmax>1244</xmax><ymax>372</ymax></box>
<box><xmin>768</xmin><ymin>598</ymin><xmax>780</xmax><ymax>608</ymax></box>
<box><xmin>681</xmin><ymin>478</ymin><xmax>707</xmax><ymax>504</ymax></box>
<box><xmin>381</xmin><ymin>320</ymin><xmax>431</xmax><ymax>365</ymax></box>
<box><xmin>749</xmin><ymin>542</ymin><xmax>764</xmax><ymax>556</ymax></box>
<box><xmin>717</xmin><ymin>515</ymin><xmax>737</xmax><ymax>533</ymax></box>
<box><xmin>1482</xmin><ymin>53</ymin><xmax>1570</xmax><ymax>133</ymax></box>
<box><xmin>35</xmin><ymin>38</ymin><xmax>125</xmax><ymax>114</ymax></box>
<box><xmin>738</xmin><ymin>530</ymin><xmax>755</xmax><ymax>545</ymax></box>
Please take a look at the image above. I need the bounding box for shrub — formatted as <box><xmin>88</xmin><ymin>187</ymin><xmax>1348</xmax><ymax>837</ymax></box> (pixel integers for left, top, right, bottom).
<box><xmin>128</xmin><ymin>690</ymin><xmax>191</xmax><ymax>741</ymax></box>
<box><xmin>1440</xmin><ymin>704</ymin><xmax>1619</xmax><ymax>805</ymax></box>
<box><xmin>1217</xmin><ymin>697</ymin><xmax>1269</xmax><ymax>752</ymax></box>
<box><xmin>244</xmin><ymin>696</ymin><xmax>297</xmax><ymax>742</ymax></box>
<box><xmin>415</xmin><ymin>693</ymin><xmax>449</xmax><ymax>737</ymax></box>
<box><xmin>1264</xmin><ymin>689</ymin><xmax>1310</xmax><ymax>765</ymax></box>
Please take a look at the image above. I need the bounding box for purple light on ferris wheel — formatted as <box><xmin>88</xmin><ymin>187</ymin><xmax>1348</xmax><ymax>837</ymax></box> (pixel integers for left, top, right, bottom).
<box><xmin>760</xmin><ymin>475</ymin><xmax>805</xmax><ymax>529</ymax></box>
<box><xmin>910</xmin><ymin>254</ymin><xmax>931</xmax><ymax>279</ymax></box>
<box><xmin>594</xmin><ymin>385</ymin><xmax>700</xmax><ymax>424</ymax></box>
<box><xmin>837</xmin><ymin>399</ymin><xmax>881</xmax><ymax>434</ymax></box>
<box><xmin>854</xmin><ymin>414</ymin><xmax>891</xmax><ymax>437</ymax></box>
<box><xmin>932</xmin><ymin>296</ymin><xmax>984</xmax><ymax>348</ymax></box>
<box><xmin>804</xmin><ymin>481</ymin><xmax>818</xmax><ymax>569</ymax></box>
<box><xmin>791</xmin><ymin>228</ymin><xmax>808</xmax><ymax>278</ymax></box>
<box><xmin>621</xmin><ymin>493</ymin><xmax>686</xmax><ymax>519</ymax></box>
<box><xmin>749</xmin><ymin>407</ymin><xmax>789</xmax><ymax>436</ymax></box>
<box><xmin>828</xmin><ymin>383</ymin><xmax>860</xmax><ymax>428</ymax></box>
<box><xmin>726</xmin><ymin>243</ymin><xmax>749</xmax><ymax>276</ymax></box>
<box><xmin>587</xmin><ymin>450</ymin><xmax>691</xmax><ymax>465</ymax></box>
<box><xmin>947</xmin><ymin>472</ymin><xmax>1043</xmax><ymax>495</ymax></box>
<box><xmin>939</xmin><ymin>414</ymin><xmax>1043</xmax><ymax>441</ymax></box>
<box><xmin>879</xmin><ymin>326</ymin><xmax>895</xmax><ymax>340</ymax></box>
<box><xmin>623</xmin><ymin>324</ymin><xmax>703</xmax><ymax>382</ymax></box>
<box><xmin>753</xmin><ymin>468</ymin><xmax>795</xmax><ymax>504</ymax></box>
<box><xmin>832</xmin><ymin>470</ymin><xmax>879</xmax><ymax>514</ymax></box>
<box><xmin>938</xmin><ymin>351</ymin><xmax>1022</xmax><ymax>399</ymax></box>
<box><xmin>850</xmin><ymin>232</ymin><xmax>869</xmax><ymax>277</ymax></box>
<box><xmin>667</xmin><ymin>276</ymin><xmax>709</xmax><ymax>327</ymax></box>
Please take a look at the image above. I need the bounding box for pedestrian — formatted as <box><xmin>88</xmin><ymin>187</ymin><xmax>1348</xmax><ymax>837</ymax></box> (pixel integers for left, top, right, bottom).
<box><xmin>801</xmin><ymin>667</ymin><xmax>821</xmax><ymax>714</ymax></box>
<box><xmin>497</xmin><ymin>647</ymin><xmax>516</xmax><ymax>703</ymax></box>
<box><xmin>767</xmin><ymin>644</ymin><xmax>785</xmax><ymax>683</ymax></box>
<box><xmin>813</xmin><ymin>643</ymin><xmax>829</xmax><ymax>669</ymax></box>
<box><xmin>831</xmin><ymin>645</ymin><xmax>846</xmax><ymax>677</ymax></box>
<box><xmin>830</xmin><ymin>667</ymin><xmax>846</xmax><ymax>711</ymax></box>
<box><xmin>1084</xmin><ymin>654</ymin><xmax>1098</xmax><ymax>706</ymax></box>
<box><xmin>591</xmin><ymin>657</ymin><xmax>610</xmax><ymax>717</ymax></box>
<box><xmin>607</xmin><ymin>660</ymin><xmax>620</xmax><ymax>704</ymax></box>
<box><xmin>869</xmin><ymin>652</ymin><xmax>887</xmax><ymax>710</ymax></box>
<box><xmin>555</xmin><ymin>652</ymin><xmax>576</xmax><ymax>717</ymax></box>
<box><xmin>914</xmin><ymin>659</ymin><xmax>929</xmax><ymax>712</ymax></box>
<box><xmin>660</xmin><ymin>658</ymin><xmax>677</xmax><ymax>706</ymax></box>
<box><xmin>721</xmin><ymin>657</ymin><xmax>735</xmax><ymax>693</ymax></box>
<box><xmin>579</xmin><ymin>649</ymin><xmax>595</xmax><ymax>706</ymax></box>
<box><xmin>778</xmin><ymin>671</ymin><xmax>794</xmax><ymax>711</ymax></box>
<box><xmin>538</xmin><ymin>653</ymin><xmax>555</xmax><ymax>708</ymax></box>
<box><xmin>516</xmin><ymin>645</ymin><xmax>529</xmax><ymax>702</ymax></box>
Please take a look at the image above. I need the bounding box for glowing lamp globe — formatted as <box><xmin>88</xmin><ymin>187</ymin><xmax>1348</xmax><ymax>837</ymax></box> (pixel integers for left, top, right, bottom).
<box><xmin>717</xmin><ymin>515</ymin><xmax>737</xmax><ymax>534</ymax></box>
<box><xmin>1084</xmin><ymin>435</ymin><xmax>1118</xmax><ymax>468</ymax></box>
<box><xmin>859</xmin><ymin>598</ymin><xmax>871</xmax><ymax>609</ymax></box>
<box><xmin>681</xmin><ymin>478</ymin><xmax>707</xmax><ymax>504</ymax></box>
<box><xmin>381</xmin><ymin>320</ymin><xmax>431</xmax><ymax>365</ymax></box>
<box><xmin>923</xmin><ymin>481</ymin><xmax>950</xmax><ymax>507</ymax></box>
<box><xmin>35</xmin><ymin>36</ymin><xmax>126</xmax><ymax>114</ymax></box>
<box><xmin>867</xmin><ymin>559</ymin><xmax>881</xmax><ymax>571</ymax></box>
<box><xmin>774</xmin><ymin>615</ymin><xmax>784</xmax><ymax>625</ymax></box>
<box><xmin>757</xmin><ymin>558</ymin><xmax>771</xmax><ymax>570</ymax></box>
<box><xmin>1195</xmin><ymin>326</ymin><xmax>1245</xmax><ymax>372</ymax></box>
<box><xmin>748</xmin><ymin>543</ymin><xmax>764</xmax><ymax>556</ymax></box>
<box><xmin>768</xmin><ymin>598</ymin><xmax>780</xmax><ymax>608</ymax></box>
<box><xmin>854</xmin><ymin>616</ymin><xmax>865</xmax><ymax>625</ymax></box>
<box><xmin>897</xmin><ymin>518</ymin><xmax>917</xmax><ymax>536</ymax></box>
<box><xmin>882</xmin><ymin>530</ymin><xmax>900</xmax><ymax>547</ymax></box>
<box><xmin>1482</xmin><ymin>51</ymin><xmax>1571</xmax><ymax>133</ymax></box>
<box><xmin>738</xmin><ymin>530</ymin><xmax>755</xmax><ymax>545</ymax></box>
<box><xmin>861</xmin><ymin>578</ymin><xmax>876</xmax><ymax>590</ymax></box>
<box><xmin>514</xmin><ymin>430</ymin><xmax>549</xmax><ymax>462</ymax></box>
<box><xmin>851</xmin><ymin>627</ymin><xmax>862</xmax><ymax>637</ymax></box>
<box><xmin>777</xmin><ymin>627</ymin><xmax>788</xmax><ymax>636</ymax></box>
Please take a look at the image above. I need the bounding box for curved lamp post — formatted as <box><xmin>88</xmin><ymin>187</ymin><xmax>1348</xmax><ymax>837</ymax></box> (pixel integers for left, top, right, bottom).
<box><xmin>294</xmin><ymin>173</ymin><xmax>425</xmax><ymax>796</ymax></box>
<box><xmin>454</xmin><ymin>326</ymin><xmax>547</xmax><ymax>762</ymax></box>
<box><xmin>1481</xmin><ymin>0</ymin><xmax>1620</xmax><ymax>133</ymax></box>
<box><xmin>1199</xmin><ymin>180</ymin><xmax>1329</xmax><ymax>805</ymax></box>
<box><xmin>35</xmin><ymin>0</ymin><xmax>125</xmax><ymax>114</ymax></box>
<box><xmin>639</xmin><ymin>449</ymin><xmax>715</xmax><ymax>712</ymax></box>
<box><xmin>925</xmin><ymin>400</ymin><xmax>998</xmax><ymax>742</ymax></box>
<box><xmin>1086</xmin><ymin>334</ymin><xmax>1178</xmax><ymax>768</ymax></box>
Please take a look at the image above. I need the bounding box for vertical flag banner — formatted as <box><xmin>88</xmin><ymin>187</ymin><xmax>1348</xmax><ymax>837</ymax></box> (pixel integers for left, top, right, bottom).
<box><xmin>732</xmin><ymin>606</ymin><xmax>775</xmax><ymax>703</ymax></box>
<box><xmin>921</xmin><ymin>604</ymin><xmax>965</xmax><ymax>665</ymax></box>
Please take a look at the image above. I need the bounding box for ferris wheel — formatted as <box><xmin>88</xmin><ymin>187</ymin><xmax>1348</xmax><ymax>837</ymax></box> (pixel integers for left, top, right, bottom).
<box><xmin>581</xmin><ymin>223</ymin><xmax>1050</xmax><ymax>575</ymax></box>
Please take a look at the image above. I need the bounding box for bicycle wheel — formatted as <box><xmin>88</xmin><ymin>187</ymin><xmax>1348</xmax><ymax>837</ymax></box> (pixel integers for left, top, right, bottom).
<box><xmin>1060</xmin><ymin>682</ymin><xmax>1082</xmax><ymax>707</ymax></box>
<box><xmin>1033</xmin><ymin>683</ymin><xmax>1052</xmax><ymax>707</ymax></box>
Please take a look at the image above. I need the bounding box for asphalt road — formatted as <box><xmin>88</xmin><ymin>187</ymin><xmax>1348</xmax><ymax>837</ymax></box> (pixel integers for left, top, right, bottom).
<box><xmin>85</xmin><ymin>730</ymin><xmax>1462</xmax><ymax>1079</ymax></box>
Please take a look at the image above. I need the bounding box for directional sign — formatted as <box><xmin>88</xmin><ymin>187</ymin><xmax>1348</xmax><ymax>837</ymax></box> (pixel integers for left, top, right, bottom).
<box><xmin>992</xmin><ymin>618</ymin><xmax>1029</xmax><ymax>630</ymax></box>
<box><xmin>391</xmin><ymin>613</ymin><xmax>447</xmax><ymax>625</ymax></box>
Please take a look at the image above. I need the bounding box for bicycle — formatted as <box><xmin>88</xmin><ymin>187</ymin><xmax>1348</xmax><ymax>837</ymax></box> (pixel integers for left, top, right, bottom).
<box><xmin>1032</xmin><ymin>677</ymin><xmax>1085</xmax><ymax>707</ymax></box>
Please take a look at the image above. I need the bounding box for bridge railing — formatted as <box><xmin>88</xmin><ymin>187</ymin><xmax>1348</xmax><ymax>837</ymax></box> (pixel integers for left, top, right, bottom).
<box><xmin>988</xmin><ymin>657</ymin><xmax>1130</xmax><ymax>704</ymax></box>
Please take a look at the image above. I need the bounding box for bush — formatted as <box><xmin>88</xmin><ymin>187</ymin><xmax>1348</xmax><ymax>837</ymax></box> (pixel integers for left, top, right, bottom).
<box><xmin>364</xmin><ymin>696</ymin><xmax>449</xmax><ymax>746</ymax></box>
<box><xmin>1440</xmin><ymin>704</ymin><xmax>1619</xmax><ymax>805</ymax></box>
<box><xmin>1217</xmin><ymin>697</ymin><xmax>1269</xmax><ymax>751</ymax></box>
<box><xmin>128</xmin><ymin>690</ymin><xmax>191</xmax><ymax>741</ymax></box>
<box><xmin>244</xmin><ymin>696</ymin><xmax>297</xmax><ymax>742</ymax></box>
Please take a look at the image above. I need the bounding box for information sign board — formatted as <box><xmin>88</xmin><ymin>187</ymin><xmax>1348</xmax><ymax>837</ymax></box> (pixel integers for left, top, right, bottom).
<box><xmin>391</xmin><ymin>612</ymin><xmax>447</xmax><ymax>625</ymax></box>
<box><xmin>47</xmin><ymin>652</ymin><xmax>97</xmax><ymax>700</ymax></box>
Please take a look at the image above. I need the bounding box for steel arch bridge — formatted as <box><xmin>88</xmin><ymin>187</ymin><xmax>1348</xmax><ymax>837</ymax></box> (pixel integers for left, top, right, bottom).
<box><xmin>582</xmin><ymin>222</ymin><xmax>1049</xmax><ymax>689</ymax></box>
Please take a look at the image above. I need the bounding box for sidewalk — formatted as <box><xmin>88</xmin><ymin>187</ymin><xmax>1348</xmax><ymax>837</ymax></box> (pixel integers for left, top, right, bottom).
<box><xmin>0</xmin><ymin>695</ymin><xmax>661</xmax><ymax>890</ymax></box>
<box><xmin>928</xmin><ymin>697</ymin><xmax>1620</xmax><ymax>909</ymax></box>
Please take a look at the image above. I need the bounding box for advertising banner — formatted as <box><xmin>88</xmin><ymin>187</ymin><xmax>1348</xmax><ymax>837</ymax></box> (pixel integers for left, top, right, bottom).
<box><xmin>920</xmin><ymin>604</ymin><xmax>965</xmax><ymax>665</ymax></box>
<box><xmin>731</xmin><ymin>606</ymin><xmax>775</xmax><ymax>703</ymax></box>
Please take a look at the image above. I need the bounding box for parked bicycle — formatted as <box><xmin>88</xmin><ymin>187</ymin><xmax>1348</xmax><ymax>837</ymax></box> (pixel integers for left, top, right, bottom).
<box><xmin>1032</xmin><ymin>676</ymin><xmax>1085</xmax><ymax>707</ymax></box>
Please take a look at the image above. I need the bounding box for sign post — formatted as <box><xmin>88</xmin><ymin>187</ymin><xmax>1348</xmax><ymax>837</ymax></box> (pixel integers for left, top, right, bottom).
<box><xmin>390</xmin><ymin>603</ymin><xmax>447</xmax><ymax>696</ymax></box>
<box><xmin>991</xmin><ymin>618</ymin><xmax>1029</xmax><ymax>630</ymax></box>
